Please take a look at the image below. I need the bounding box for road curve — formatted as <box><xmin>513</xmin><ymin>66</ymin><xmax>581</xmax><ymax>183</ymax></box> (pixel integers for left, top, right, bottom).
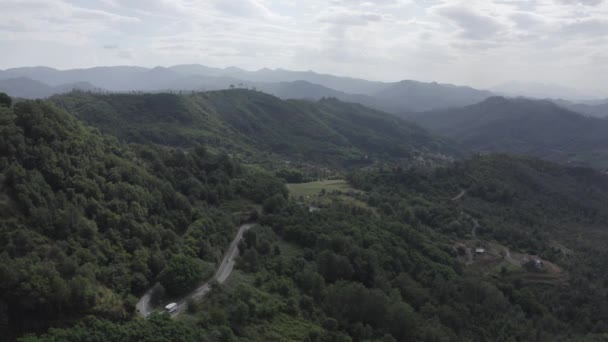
<box><xmin>452</xmin><ymin>189</ymin><xmax>467</xmax><ymax>201</ymax></box>
<box><xmin>471</xmin><ymin>217</ymin><xmax>479</xmax><ymax>238</ymax></box>
<box><xmin>136</xmin><ymin>223</ymin><xmax>255</xmax><ymax>318</ymax></box>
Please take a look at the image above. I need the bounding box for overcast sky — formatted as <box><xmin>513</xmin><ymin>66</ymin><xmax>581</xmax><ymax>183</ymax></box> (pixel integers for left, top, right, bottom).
<box><xmin>0</xmin><ymin>0</ymin><xmax>607</xmax><ymax>95</ymax></box>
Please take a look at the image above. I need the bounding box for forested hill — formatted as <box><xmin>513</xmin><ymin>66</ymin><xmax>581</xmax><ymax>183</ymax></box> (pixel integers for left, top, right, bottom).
<box><xmin>7</xmin><ymin>91</ymin><xmax>608</xmax><ymax>340</ymax></box>
<box><xmin>49</xmin><ymin>90</ymin><xmax>458</xmax><ymax>168</ymax></box>
<box><xmin>24</xmin><ymin>152</ymin><xmax>608</xmax><ymax>341</ymax></box>
<box><xmin>348</xmin><ymin>154</ymin><xmax>608</xmax><ymax>339</ymax></box>
<box><xmin>0</xmin><ymin>99</ymin><xmax>286</xmax><ymax>338</ymax></box>
<box><xmin>407</xmin><ymin>96</ymin><xmax>608</xmax><ymax>168</ymax></box>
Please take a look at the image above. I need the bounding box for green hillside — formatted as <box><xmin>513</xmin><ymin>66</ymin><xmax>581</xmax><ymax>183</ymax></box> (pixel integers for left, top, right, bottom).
<box><xmin>408</xmin><ymin>97</ymin><xmax>608</xmax><ymax>168</ymax></box>
<box><xmin>349</xmin><ymin>154</ymin><xmax>608</xmax><ymax>339</ymax></box>
<box><xmin>0</xmin><ymin>99</ymin><xmax>285</xmax><ymax>337</ymax></box>
<box><xmin>25</xmin><ymin>152</ymin><xmax>608</xmax><ymax>341</ymax></box>
<box><xmin>8</xmin><ymin>91</ymin><xmax>608</xmax><ymax>341</ymax></box>
<box><xmin>50</xmin><ymin>90</ymin><xmax>458</xmax><ymax>169</ymax></box>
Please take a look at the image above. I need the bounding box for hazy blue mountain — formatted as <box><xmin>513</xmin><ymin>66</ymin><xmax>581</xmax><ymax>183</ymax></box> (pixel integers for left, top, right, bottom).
<box><xmin>0</xmin><ymin>65</ymin><xmax>496</xmax><ymax>111</ymax></box>
<box><xmin>370</xmin><ymin>80</ymin><xmax>493</xmax><ymax>112</ymax></box>
<box><xmin>0</xmin><ymin>77</ymin><xmax>100</xmax><ymax>98</ymax></box>
<box><xmin>170</xmin><ymin>65</ymin><xmax>387</xmax><ymax>94</ymax></box>
<box><xmin>407</xmin><ymin>96</ymin><xmax>608</xmax><ymax>168</ymax></box>
<box><xmin>491</xmin><ymin>81</ymin><xmax>600</xmax><ymax>101</ymax></box>
<box><xmin>0</xmin><ymin>66</ymin><xmax>148</xmax><ymax>89</ymax></box>
<box><xmin>553</xmin><ymin>98</ymin><xmax>608</xmax><ymax>118</ymax></box>
<box><xmin>0</xmin><ymin>77</ymin><xmax>54</xmax><ymax>98</ymax></box>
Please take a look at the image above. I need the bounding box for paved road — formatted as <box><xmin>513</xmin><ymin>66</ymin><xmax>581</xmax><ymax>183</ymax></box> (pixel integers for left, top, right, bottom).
<box><xmin>451</xmin><ymin>189</ymin><xmax>478</xmax><ymax>237</ymax></box>
<box><xmin>471</xmin><ymin>217</ymin><xmax>479</xmax><ymax>238</ymax></box>
<box><xmin>136</xmin><ymin>223</ymin><xmax>255</xmax><ymax>318</ymax></box>
<box><xmin>452</xmin><ymin>189</ymin><xmax>467</xmax><ymax>201</ymax></box>
<box><xmin>136</xmin><ymin>288</ymin><xmax>154</xmax><ymax>317</ymax></box>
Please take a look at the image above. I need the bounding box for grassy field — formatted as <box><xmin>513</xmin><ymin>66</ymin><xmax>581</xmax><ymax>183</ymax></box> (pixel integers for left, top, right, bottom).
<box><xmin>287</xmin><ymin>179</ymin><xmax>359</xmax><ymax>198</ymax></box>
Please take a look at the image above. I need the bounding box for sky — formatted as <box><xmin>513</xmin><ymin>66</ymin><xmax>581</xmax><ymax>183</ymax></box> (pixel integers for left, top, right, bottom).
<box><xmin>0</xmin><ymin>0</ymin><xmax>607</xmax><ymax>95</ymax></box>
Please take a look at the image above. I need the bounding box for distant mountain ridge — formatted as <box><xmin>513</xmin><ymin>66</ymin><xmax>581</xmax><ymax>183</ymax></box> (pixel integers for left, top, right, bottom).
<box><xmin>491</xmin><ymin>81</ymin><xmax>600</xmax><ymax>101</ymax></box>
<box><xmin>4</xmin><ymin>65</ymin><xmax>606</xmax><ymax>115</ymax></box>
<box><xmin>553</xmin><ymin>98</ymin><xmax>608</xmax><ymax>118</ymax></box>
<box><xmin>407</xmin><ymin>96</ymin><xmax>608</xmax><ymax>168</ymax></box>
<box><xmin>0</xmin><ymin>65</ymin><xmax>496</xmax><ymax>112</ymax></box>
<box><xmin>0</xmin><ymin>77</ymin><xmax>101</xmax><ymax>98</ymax></box>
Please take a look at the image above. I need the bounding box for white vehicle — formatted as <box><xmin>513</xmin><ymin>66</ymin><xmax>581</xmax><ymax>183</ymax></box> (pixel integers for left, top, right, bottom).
<box><xmin>164</xmin><ymin>302</ymin><xmax>178</xmax><ymax>313</ymax></box>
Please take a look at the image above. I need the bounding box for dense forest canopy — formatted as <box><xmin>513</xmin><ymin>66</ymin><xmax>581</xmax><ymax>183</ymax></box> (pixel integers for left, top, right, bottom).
<box><xmin>408</xmin><ymin>97</ymin><xmax>608</xmax><ymax>168</ymax></box>
<box><xmin>0</xmin><ymin>97</ymin><xmax>286</xmax><ymax>338</ymax></box>
<box><xmin>49</xmin><ymin>90</ymin><xmax>459</xmax><ymax>169</ymax></box>
<box><xmin>3</xmin><ymin>90</ymin><xmax>608</xmax><ymax>341</ymax></box>
<box><xmin>20</xmin><ymin>153</ymin><xmax>608</xmax><ymax>341</ymax></box>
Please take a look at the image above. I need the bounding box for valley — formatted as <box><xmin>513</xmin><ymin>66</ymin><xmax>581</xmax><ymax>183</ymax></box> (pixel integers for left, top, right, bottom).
<box><xmin>5</xmin><ymin>1</ymin><xmax>608</xmax><ymax>340</ymax></box>
<box><xmin>3</xmin><ymin>87</ymin><xmax>608</xmax><ymax>341</ymax></box>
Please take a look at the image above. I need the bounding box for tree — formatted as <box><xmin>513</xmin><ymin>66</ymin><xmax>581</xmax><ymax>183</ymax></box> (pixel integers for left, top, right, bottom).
<box><xmin>159</xmin><ymin>254</ymin><xmax>205</xmax><ymax>296</ymax></box>
<box><xmin>263</xmin><ymin>194</ymin><xmax>286</xmax><ymax>214</ymax></box>
<box><xmin>0</xmin><ymin>92</ymin><xmax>11</xmax><ymax>107</ymax></box>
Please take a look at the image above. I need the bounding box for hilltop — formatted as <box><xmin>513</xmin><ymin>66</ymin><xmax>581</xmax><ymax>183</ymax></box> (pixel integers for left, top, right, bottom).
<box><xmin>50</xmin><ymin>89</ymin><xmax>458</xmax><ymax>169</ymax></box>
<box><xmin>407</xmin><ymin>96</ymin><xmax>608</xmax><ymax>168</ymax></box>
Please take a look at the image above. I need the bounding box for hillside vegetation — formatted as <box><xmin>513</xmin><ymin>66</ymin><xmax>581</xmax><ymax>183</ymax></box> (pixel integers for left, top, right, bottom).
<box><xmin>25</xmin><ymin>154</ymin><xmax>608</xmax><ymax>341</ymax></box>
<box><xmin>0</xmin><ymin>99</ymin><xmax>286</xmax><ymax>337</ymax></box>
<box><xmin>349</xmin><ymin>154</ymin><xmax>608</xmax><ymax>339</ymax></box>
<box><xmin>50</xmin><ymin>90</ymin><xmax>457</xmax><ymax>168</ymax></box>
<box><xmin>7</xmin><ymin>90</ymin><xmax>608</xmax><ymax>341</ymax></box>
<box><xmin>408</xmin><ymin>97</ymin><xmax>608</xmax><ymax>168</ymax></box>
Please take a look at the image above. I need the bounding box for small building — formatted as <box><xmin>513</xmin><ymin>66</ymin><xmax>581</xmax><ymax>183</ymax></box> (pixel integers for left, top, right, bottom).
<box><xmin>475</xmin><ymin>248</ymin><xmax>485</xmax><ymax>254</ymax></box>
<box><xmin>522</xmin><ymin>255</ymin><xmax>544</xmax><ymax>271</ymax></box>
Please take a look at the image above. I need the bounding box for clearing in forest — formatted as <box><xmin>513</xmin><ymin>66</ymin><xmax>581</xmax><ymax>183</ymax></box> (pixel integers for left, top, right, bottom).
<box><xmin>287</xmin><ymin>179</ymin><xmax>359</xmax><ymax>197</ymax></box>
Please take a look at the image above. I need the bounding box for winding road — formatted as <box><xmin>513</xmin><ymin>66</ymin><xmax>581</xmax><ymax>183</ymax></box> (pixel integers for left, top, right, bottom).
<box><xmin>452</xmin><ymin>189</ymin><xmax>467</xmax><ymax>201</ymax></box>
<box><xmin>136</xmin><ymin>223</ymin><xmax>255</xmax><ymax>318</ymax></box>
<box><xmin>471</xmin><ymin>217</ymin><xmax>479</xmax><ymax>238</ymax></box>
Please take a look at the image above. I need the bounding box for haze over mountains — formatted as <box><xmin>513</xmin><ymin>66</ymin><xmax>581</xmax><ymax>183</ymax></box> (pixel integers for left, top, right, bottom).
<box><xmin>2</xmin><ymin>65</ymin><xmax>605</xmax><ymax>116</ymax></box>
<box><xmin>408</xmin><ymin>97</ymin><xmax>608</xmax><ymax>168</ymax></box>
<box><xmin>490</xmin><ymin>81</ymin><xmax>603</xmax><ymax>101</ymax></box>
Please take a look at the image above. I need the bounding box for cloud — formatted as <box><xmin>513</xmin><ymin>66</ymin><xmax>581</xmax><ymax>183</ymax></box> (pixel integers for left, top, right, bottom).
<box><xmin>0</xmin><ymin>0</ymin><xmax>606</xmax><ymax>96</ymax></box>
<box><xmin>556</xmin><ymin>0</ymin><xmax>604</xmax><ymax>6</ymax></box>
<box><xmin>117</xmin><ymin>50</ymin><xmax>134</xmax><ymax>59</ymax></box>
<box><xmin>317</xmin><ymin>8</ymin><xmax>383</xmax><ymax>26</ymax></box>
<box><xmin>509</xmin><ymin>12</ymin><xmax>546</xmax><ymax>29</ymax></box>
<box><xmin>212</xmin><ymin>0</ymin><xmax>283</xmax><ymax>20</ymax></box>
<box><xmin>561</xmin><ymin>18</ymin><xmax>608</xmax><ymax>36</ymax></box>
<box><xmin>434</xmin><ymin>5</ymin><xmax>506</xmax><ymax>40</ymax></box>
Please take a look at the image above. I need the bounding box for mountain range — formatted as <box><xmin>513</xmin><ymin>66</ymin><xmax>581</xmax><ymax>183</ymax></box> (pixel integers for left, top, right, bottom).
<box><xmin>407</xmin><ymin>96</ymin><xmax>608</xmax><ymax>168</ymax></box>
<box><xmin>491</xmin><ymin>81</ymin><xmax>602</xmax><ymax>101</ymax></box>
<box><xmin>49</xmin><ymin>89</ymin><xmax>458</xmax><ymax>168</ymax></box>
<box><xmin>0</xmin><ymin>65</ymin><xmax>497</xmax><ymax>113</ymax></box>
<box><xmin>0</xmin><ymin>77</ymin><xmax>100</xmax><ymax>99</ymax></box>
<box><xmin>6</xmin><ymin>76</ymin><xmax>608</xmax><ymax>341</ymax></box>
<box><xmin>2</xmin><ymin>65</ymin><xmax>607</xmax><ymax>117</ymax></box>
